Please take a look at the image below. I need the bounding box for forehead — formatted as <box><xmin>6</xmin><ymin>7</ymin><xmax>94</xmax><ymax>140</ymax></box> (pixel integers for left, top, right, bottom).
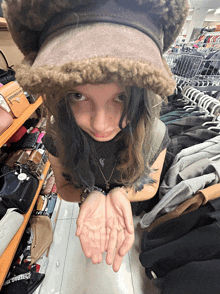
<box><xmin>73</xmin><ymin>83</ymin><xmax>126</xmax><ymax>96</ymax></box>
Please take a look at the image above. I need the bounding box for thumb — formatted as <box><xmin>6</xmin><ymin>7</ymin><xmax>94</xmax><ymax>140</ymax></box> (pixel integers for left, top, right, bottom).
<box><xmin>75</xmin><ymin>204</ymin><xmax>90</xmax><ymax>236</ymax></box>
<box><xmin>122</xmin><ymin>202</ymin><xmax>134</xmax><ymax>234</ymax></box>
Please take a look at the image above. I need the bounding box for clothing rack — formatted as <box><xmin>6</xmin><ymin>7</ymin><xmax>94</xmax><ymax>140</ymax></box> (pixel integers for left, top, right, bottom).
<box><xmin>164</xmin><ymin>50</ymin><xmax>220</xmax><ymax>92</ymax></box>
<box><xmin>176</xmin><ymin>76</ymin><xmax>220</xmax><ymax>92</ymax></box>
<box><xmin>179</xmin><ymin>84</ymin><xmax>220</xmax><ymax>116</ymax></box>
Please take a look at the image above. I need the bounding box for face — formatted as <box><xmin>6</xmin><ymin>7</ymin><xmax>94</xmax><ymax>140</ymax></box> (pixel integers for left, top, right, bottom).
<box><xmin>68</xmin><ymin>83</ymin><xmax>127</xmax><ymax>142</ymax></box>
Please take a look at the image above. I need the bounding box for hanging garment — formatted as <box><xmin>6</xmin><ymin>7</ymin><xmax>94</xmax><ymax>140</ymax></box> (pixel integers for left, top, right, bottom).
<box><xmin>165</xmin><ymin>115</ymin><xmax>214</xmax><ymax>137</ymax></box>
<box><xmin>140</xmin><ymin>157</ymin><xmax>220</xmax><ymax>227</ymax></box>
<box><xmin>140</xmin><ymin>199</ymin><xmax>220</xmax><ymax>279</ymax></box>
<box><xmin>1</xmin><ymin>262</ymin><xmax>45</xmax><ymax>294</ymax></box>
<box><xmin>158</xmin><ymin>259</ymin><xmax>220</xmax><ymax>294</ymax></box>
<box><xmin>168</xmin><ymin>125</ymin><xmax>219</xmax><ymax>157</ymax></box>
<box><xmin>29</xmin><ymin>215</ymin><xmax>53</xmax><ymax>265</ymax></box>
<box><xmin>147</xmin><ymin>193</ymin><xmax>204</xmax><ymax>231</ymax></box>
<box><xmin>141</xmin><ymin>204</ymin><xmax>214</xmax><ymax>252</ymax></box>
<box><xmin>140</xmin><ymin>222</ymin><xmax>220</xmax><ymax>279</ymax></box>
<box><xmin>147</xmin><ymin>182</ymin><xmax>220</xmax><ymax>231</ymax></box>
<box><xmin>161</xmin><ymin>136</ymin><xmax>220</xmax><ymax>196</ymax></box>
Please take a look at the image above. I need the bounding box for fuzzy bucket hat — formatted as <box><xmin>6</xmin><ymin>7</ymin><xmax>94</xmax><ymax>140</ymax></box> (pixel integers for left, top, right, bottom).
<box><xmin>2</xmin><ymin>0</ymin><xmax>189</xmax><ymax>97</ymax></box>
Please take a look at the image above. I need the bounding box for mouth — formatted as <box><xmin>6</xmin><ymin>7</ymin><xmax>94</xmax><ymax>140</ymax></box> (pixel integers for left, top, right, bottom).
<box><xmin>93</xmin><ymin>131</ymin><xmax>114</xmax><ymax>138</ymax></box>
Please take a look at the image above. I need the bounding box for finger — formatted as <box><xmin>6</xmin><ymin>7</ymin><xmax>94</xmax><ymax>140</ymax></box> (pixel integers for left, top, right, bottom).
<box><xmin>79</xmin><ymin>235</ymin><xmax>92</xmax><ymax>258</ymax></box>
<box><xmin>91</xmin><ymin>252</ymin><xmax>102</xmax><ymax>264</ymax></box>
<box><xmin>100</xmin><ymin>226</ymin><xmax>106</xmax><ymax>253</ymax></box>
<box><xmin>121</xmin><ymin>203</ymin><xmax>134</xmax><ymax>234</ymax></box>
<box><xmin>77</xmin><ymin>204</ymin><xmax>91</xmax><ymax>227</ymax></box>
<box><xmin>112</xmin><ymin>230</ymin><xmax>127</xmax><ymax>272</ymax></box>
<box><xmin>75</xmin><ymin>224</ymin><xmax>83</xmax><ymax>236</ymax></box>
<box><xmin>119</xmin><ymin>232</ymin><xmax>135</xmax><ymax>256</ymax></box>
<box><xmin>106</xmin><ymin>229</ymin><xmax>117</xmax><ymax>265</ymax></box>
<box><xmin>112</xmin><ymin>253</ymin><xmax>123</xmax><ymax>272</ymax></box>
<box><xmin>80</xmin><ymin>227</ymin><xmax>96</xmax><ymax>258</ymax></box>
<box><xmin>94</xmin><ymin>227</ymin><xmax>102</xmax><ymax>255</ymax></box>
<box><xmin>98</xmin><ymin>252</ymin><xmax>103</xmax><ymax>263</ymax></box>
<box><xmin>105</xmin><ymin>227</ymin><xmax>111</xmax><ymax>251</ymax></box>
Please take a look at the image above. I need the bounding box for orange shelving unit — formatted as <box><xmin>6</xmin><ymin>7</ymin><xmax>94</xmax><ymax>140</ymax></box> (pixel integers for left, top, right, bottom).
<box><xmin>0</xmin><ymin>96</ymin><xmax>43</xmax><ymax>148</ymax></box>
<box><xmin>0</xmin><ymin>96</ymin><xmax>50</xmax><ymax>290</ymax></box>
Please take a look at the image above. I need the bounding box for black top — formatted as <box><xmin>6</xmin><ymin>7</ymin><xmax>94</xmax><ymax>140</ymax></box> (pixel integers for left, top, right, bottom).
<box><xmin>42</xmin><ymin>127</ymin><xmax>170</xmax><ymax>191</ymax></box>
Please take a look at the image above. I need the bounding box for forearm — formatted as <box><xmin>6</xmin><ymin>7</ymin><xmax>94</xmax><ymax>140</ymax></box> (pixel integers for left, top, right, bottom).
<box><xmin>125</xmin><ymin>148</ymin><xmax>166</xmax><ymax>202</ymax></box>
<box><xmin>126</xmin><ymin>183</ymin><xmax>158</xmax><ymax>202</ymax></box>
<box><xmin>58</xmin><ymin>183</ymin><xmax>82</xmax><ymax>203</ymax></box>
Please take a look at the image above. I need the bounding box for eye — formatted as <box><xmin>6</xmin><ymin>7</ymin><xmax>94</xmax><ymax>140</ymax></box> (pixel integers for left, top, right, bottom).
<box><xmin>66</xmin><ymin>92</ymin><xmax>86</xmax><ymax>101</ymax></box>
<box><xmin>115</xmin><ymin>94</ymin><xmax>126</xmax><ymax>103</ymax></box>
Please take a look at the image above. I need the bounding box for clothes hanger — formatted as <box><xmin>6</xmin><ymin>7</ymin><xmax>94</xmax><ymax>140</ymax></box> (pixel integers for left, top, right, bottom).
<box><xmin>182</xmin><ymin>87</ymin><xmax>200</xmax><ymax>106</ymax></box>
<box><xmin>204</xmin><ymin>99</ymin><xmax>219</xmax><ymax>112</ymax></box>
<box><xmin>184</xmin><ymin>91</ymin><xmax>206</xmax><ymax>111</ymax></box>
<box><xmin>176</xmin><ymin>86</ymin><xmax>190</xmax><ymax>102</ymax></box>
<box><xmin>208</xmin><ymin>124</ymin><xmax>220</xmax><ymax>131</ymax></box>
<box><xmin>206</xmin><ymin>103</ymin><xmax>220</xmax><ymax>130</ymax></box>
<box><xmin>210</xmin><ymin>103</ymin><xmax>220</xmax><ymax>117</ymax></box>
<box><xmin>199</xmin><ymin>95</ymin><xmax>217</xmax><ymax>110</ymax></box>
<box><xmin>200</xmin><ymin>98</ymin><xmax>219</xmax><ymax>117</ymax></box>
<box><xmin>194</xmin><ymin>95</ymin><xmax>213</xmax><ymax>115</ymax></box>
<box><xmin>184</xmin><ymin>93</ymin><xmax>201</xmax><ymax>111</ymax></box>
<box><xmin>210</xmin><ymin>154</ymin><xmax>220</xmax><ymax>161</ymax></box>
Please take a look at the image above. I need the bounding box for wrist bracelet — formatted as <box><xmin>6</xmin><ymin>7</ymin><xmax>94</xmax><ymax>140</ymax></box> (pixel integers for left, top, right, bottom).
<box><xmin>80</xmin><ymin>186</ymin><xmax>107</xmax><ymax>203</ymax></box>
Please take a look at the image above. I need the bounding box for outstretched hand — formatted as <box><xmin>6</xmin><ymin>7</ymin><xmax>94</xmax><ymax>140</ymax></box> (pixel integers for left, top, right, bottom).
<box><xmin>76</xmin><ymin>188</ymin><xmax>134</xmax><ymax>272</ymax></box>
<box><xmin>105</xmin><ymin>188</ymin><xmax>135</xmax><ymax>272</ymax></box>
<box><xmin>75</xmin><ymin>191</ymin><xmax>106</xmax><ymax>264</ymax></box>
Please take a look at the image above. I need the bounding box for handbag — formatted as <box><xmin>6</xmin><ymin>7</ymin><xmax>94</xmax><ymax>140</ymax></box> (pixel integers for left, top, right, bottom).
<box><xmin>5</xmin><ymin>150</ymin><xmax>29</xmax><ymax>168</ymax></box>
<box><xmin>0</xmin><ymin>208</ymin><xmax>24</xmax><ymax>257</ymax></box>
<box><xmin>0</xmin><ymin>105</ymin><xmax>13</xmax><ymax>136</ymax></box>
<box><xmin>0</xmin><ymin>93</ymin><xmax>13</xmax><ymax>135</ymax></box>
<box><xmin>41</xmin><ymin>174</ymin><xmax>55</xmax><ymax>195</ymax></box>
<box><xmin>24</xmin><ymin>91</ymin><xmax>40</xmax><ymax>104</ymax></box>
<box><xmin>0</xmin><ymin>81</ymin><xmax>29</xmax><ymax>118</ymax></box>
<box><xmin>7</xmin><ymin>126</ymin><xmax>27</xmax><ymax>143</ymax></box>
<box><xmin>16</xmin><ymin>131</ymin><xmax>40</xmax><ymax>150</ymax></box>
<box><xmin>0</xmin><ymin>50</ymin><xmax>16</xmax><ymax>85</ymax></box>
<box><xmin>27</xmin><ymin>149</ymin><xmax>47</xmax><ymax>179</ymax></box>
<box><xmin>0</xmin><ymin>165</ymin><xmax>39</xmax><ymax>213</ymax></box>
<box><xmin>30</xmin><ymin>215</ymin><xmax>53</xmax><ymax>265</ymax></box>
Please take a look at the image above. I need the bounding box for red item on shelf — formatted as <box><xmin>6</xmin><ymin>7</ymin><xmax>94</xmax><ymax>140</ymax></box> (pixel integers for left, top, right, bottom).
<box><xmin>7</xmin><ymin>126</ymin><xmax>27</xmax><ymax>142</ymax></box>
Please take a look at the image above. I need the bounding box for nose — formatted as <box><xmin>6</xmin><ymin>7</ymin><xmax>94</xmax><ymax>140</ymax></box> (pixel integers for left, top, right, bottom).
<box><xmin>91</xmin><ymin>108</ymin><xmax>111</xmax><ymax>133</ymax></box>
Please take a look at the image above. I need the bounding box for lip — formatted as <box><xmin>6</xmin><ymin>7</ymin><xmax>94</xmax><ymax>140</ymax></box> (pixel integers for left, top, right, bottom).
<box><xmin>93</xmin><ymin>131</ymin><xmax>114</xmax><ymax>138</ymax></box>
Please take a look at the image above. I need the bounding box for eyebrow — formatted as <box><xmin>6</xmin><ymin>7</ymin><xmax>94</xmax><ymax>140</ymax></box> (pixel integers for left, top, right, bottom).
<box><xmin>71</xmin><ymin>89</ymin><xmax>127</xmax><ymax>98</ymax></box>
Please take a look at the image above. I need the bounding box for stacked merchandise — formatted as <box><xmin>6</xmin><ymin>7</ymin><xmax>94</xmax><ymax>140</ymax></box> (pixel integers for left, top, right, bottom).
<box><xmin>0</xmin><ymin>50</ymin><xmax>60</xmax><ymax>292</ymax></box>
<box><xmin>139</xmin><ymin>87</ymin><xmax>220</xmax><ymax>294</ymax></box>
<box><xmin>0</xmin><ymin>169</ymin><xmax>60</xmax><ymax>294</ymax></box>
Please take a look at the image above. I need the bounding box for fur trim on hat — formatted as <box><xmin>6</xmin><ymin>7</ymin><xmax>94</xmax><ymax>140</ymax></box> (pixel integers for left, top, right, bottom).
<box><xmin>15</xmin><ymin>54</ymin><xmax>176</xmax><ymax>97</ymax></box>
<box><xmin>2</xmin><ymin>0</ymin><xmax>189</xmax><ymax>56</ymax></box>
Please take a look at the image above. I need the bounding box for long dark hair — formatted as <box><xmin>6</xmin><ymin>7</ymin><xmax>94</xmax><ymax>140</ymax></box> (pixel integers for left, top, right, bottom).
<box><xmin>45</xmin><ymin>85</ymin><xmax>162</xmax><ymax>190</ymax></box>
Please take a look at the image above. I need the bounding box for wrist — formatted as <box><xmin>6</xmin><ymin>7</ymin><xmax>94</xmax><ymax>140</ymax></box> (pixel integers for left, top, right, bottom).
<box><xmin>110</xmin><ymin>186</ymin><xmax>128</xmax><ymax>198</ymax></box>
<box><xmin>80</xmin><ymin>186</ymin><xmax>106</xmax><ymax>203</ymax></box>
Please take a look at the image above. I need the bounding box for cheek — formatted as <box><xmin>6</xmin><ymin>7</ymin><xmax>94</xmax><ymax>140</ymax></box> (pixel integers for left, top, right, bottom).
<box><xmin>107</xmin><ymin>103</ymin><xmax>123</xmax><ymax>120</ymax></box>
<box><xmin>71</xmin><ymin>104</ymin><xmax>89</xmax><ymax>126</ymax></box>
<box><xmin>71</xmin><ymin>102</ymin><xmax>124</xmax><ymax>126</ymax></box>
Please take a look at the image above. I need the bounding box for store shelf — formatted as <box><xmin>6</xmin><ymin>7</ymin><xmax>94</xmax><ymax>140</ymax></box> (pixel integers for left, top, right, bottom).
<box><xmin>0</xmin><ymin>17</ymin><xmax>8</xmax><ymax>31</ymax></box>
<box><xmin>0</xmin><ymin>160</ymin><xmax>50</xmax><ymax>290</ymax></box>
<box><xmin>0</xmin><ymin>96</ymin><xmax>43</xmax><ymax>148</ymax></box>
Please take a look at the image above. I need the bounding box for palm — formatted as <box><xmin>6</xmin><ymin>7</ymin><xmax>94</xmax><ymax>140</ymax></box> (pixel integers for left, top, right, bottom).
<box><xmin>106</xmin><ymin>189</ymin><xmax>134</xmax><ymax>272</ymax></box>
<box><xmin>76</xmin><ymin>192</ymin><xmax>106</xmax><ymax>264</ymax></box>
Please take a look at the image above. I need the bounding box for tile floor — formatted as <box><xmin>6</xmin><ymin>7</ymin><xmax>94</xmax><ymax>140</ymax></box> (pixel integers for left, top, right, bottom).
<box><xmin>36</xmin><ymin>200</ymin><xmax>159</xmax><ymax>294</ymax></box>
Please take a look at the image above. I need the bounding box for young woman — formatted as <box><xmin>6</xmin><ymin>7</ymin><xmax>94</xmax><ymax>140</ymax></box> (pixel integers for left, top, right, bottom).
<box><xmin>2</xmin><ymin>0</ymin><xmax>189</xmax><ymax>272</ymax></box>
<box><xmin>44</xmin><ymin>82</ymin><xmax>168</xmax><ymax>271</ymax></box>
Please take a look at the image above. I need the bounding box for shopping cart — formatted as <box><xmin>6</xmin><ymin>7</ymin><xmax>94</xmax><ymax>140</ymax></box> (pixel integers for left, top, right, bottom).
<box><xmin>165</xmin><ymin>50</ymin><xmax>220</xmax><ymax>91</ymax></box>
